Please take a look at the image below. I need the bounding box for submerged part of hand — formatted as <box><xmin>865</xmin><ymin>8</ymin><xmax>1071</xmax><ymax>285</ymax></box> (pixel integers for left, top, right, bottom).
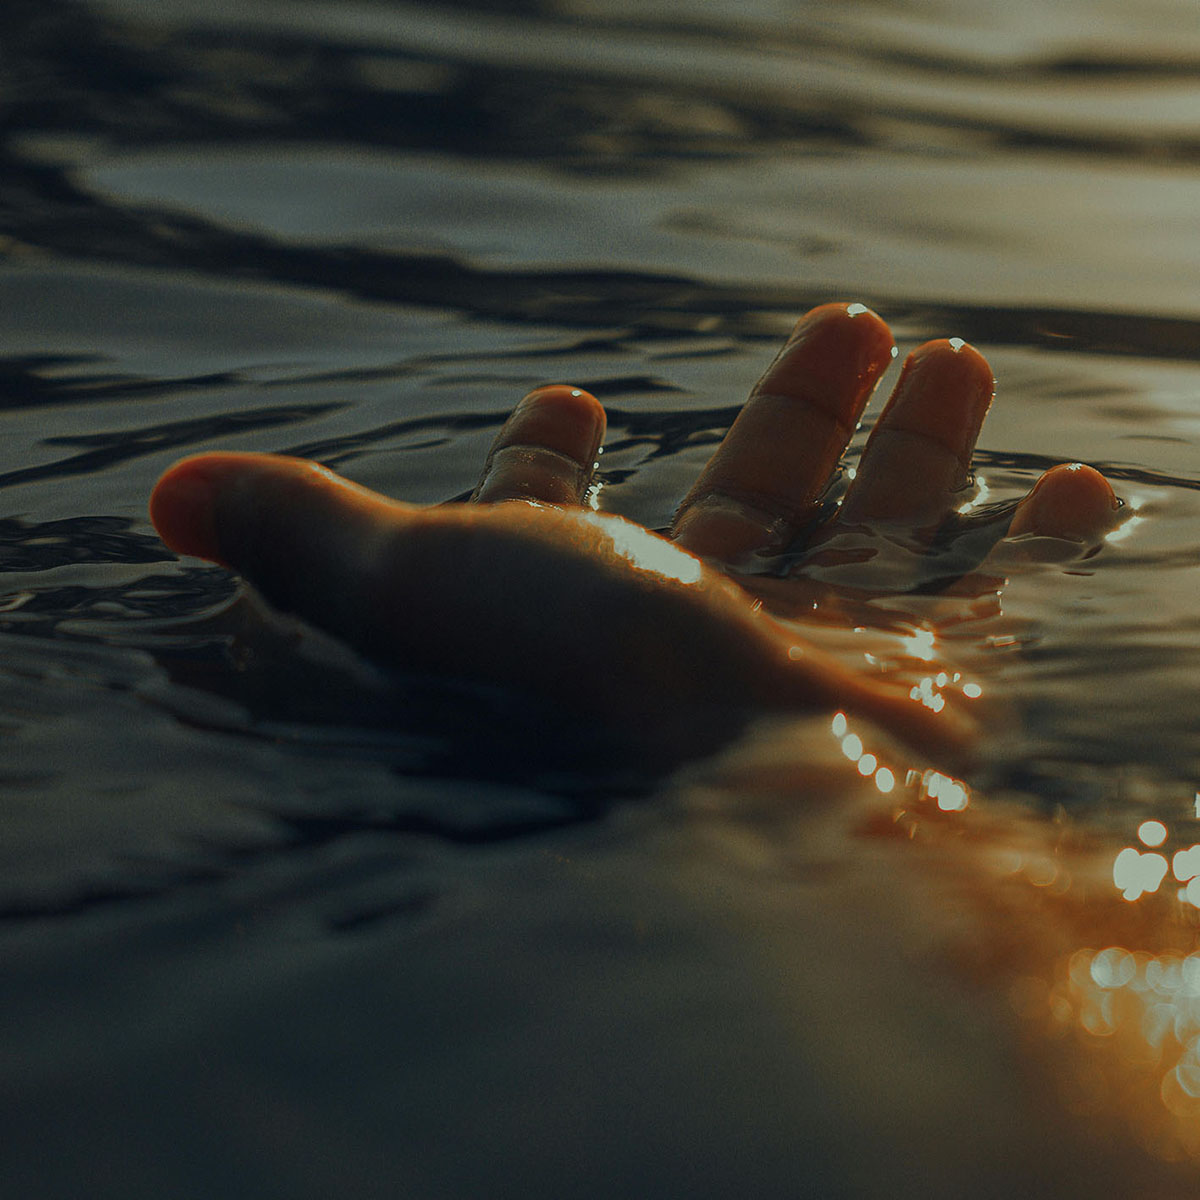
<box><xmin>150</xmin><ymin>304</ymin><xmax>1120</xmax><ymax>761</ymax></box>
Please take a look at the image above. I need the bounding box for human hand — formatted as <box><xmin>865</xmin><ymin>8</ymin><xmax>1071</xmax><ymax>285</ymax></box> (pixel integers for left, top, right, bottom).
<box><xmin>149</xmin><ymin>304</ymin><xmax>1120</xmax><ymax>762</ymax></box>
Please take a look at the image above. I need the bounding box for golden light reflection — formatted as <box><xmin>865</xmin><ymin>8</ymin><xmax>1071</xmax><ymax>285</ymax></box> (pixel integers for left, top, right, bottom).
<box><xmin>905</xmin><ymin>669</ymin><xmax>981</xmax><ymax>713</ymax></box>
<box><xmin>886</xmin><ymin>624</ymin><xmax>984</xmax><ymax>715</ymax></box>
<box><xmin>1113</xmin><ymin>847</ymin><xmax>1169</xmax><ymax>901</ymax></box>
<box><xmin>1108</xmin><ymin>816</ymin><xmax>1200</xmax><ymax>907</ymax></box>
<box><xmin>1053</xmin><ymin>941</ymin><xmax>1200</xmax><ymax>1161</ymax></box>
<box><xmin>1174</xmin><ymin>845</ymin><xmax>1200</xmax><ymax>886</ymax></box>
<box><xmin>815</xmin><ymin>702</ymin><xmax>1200</xmax><ymax>1163</ymax></box>
<box><xmin>921</xmin><ymin>770</ymin><xmax>970</xmax><ymax>812</ymax></box>
<box><xmin>1036</xmin><ymin>804</ymin><xmax>1200</xmax><ymax>1160</ymax></box>
<box><xmin>1140</xmin><ymin>820</ymin><xmax>1169</xmax><ymax>848</ymax></box>
<box><xmin>828</xmin><ymin>711</ymin><xmax>969</xmax><ymax>810</ymax></box>
<box><xmin>956</xmin><ymin>472</ymin><xmax>991</xmax><ymax>514</ymax></box>
<box><xmin>821</xmin><ymin>691</ymin><xmax>1200</xmax><ymax>1170</ymax></box>
<box><xmin>1104</xmin><ymin>491</ymin><xmax>1145</xmax><ymax>544</ymax></box>
<box><xmin>909</xmin><ymin>675</ymin><xmax>947</xmax><ymax>713</ymax></box>
<box><xmin>900</xmin><ymin>627</ymin><xmax>937</xmax><ymax>661</ymax></box>
<box><xmin>585</xmin><ymin>435</ymin><xmax>603</xmax><ymax>510</ymax></box>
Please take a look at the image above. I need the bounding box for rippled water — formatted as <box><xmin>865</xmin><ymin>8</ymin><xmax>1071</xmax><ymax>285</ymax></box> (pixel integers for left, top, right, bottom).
<box><xmin>6</xmin><ymin>1</ymin><xmax>1200</xmax><ymax>1195</ymax></box>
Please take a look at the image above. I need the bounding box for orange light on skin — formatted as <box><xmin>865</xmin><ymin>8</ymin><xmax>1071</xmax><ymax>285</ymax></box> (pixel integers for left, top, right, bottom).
<box><xmin>1053</xmin><ymin>944</ymin><xmax>1200</xmax><ymax>1159</ymax></box>
<box><xmin>583</xmin><ymin>513</ymin><xmax>702</xmax><ymax>585</ymax></box>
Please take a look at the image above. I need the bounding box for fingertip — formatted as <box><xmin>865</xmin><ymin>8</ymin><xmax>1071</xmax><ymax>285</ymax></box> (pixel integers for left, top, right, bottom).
<box><xmin>759</xmin><ymin>301</ymin><xmax>896</xmax><ymax>427</ymax></box>
<box><xmin>876</xmin><ymin>338</ymin><xmax>995</xmax><ymax>457</ymax></box>
<box><xmin>795</xmin><ymin>300</ymin><xmax>889</xmax><ymax>332</ymax></box>
<box><xmin>909</xmin><ymin>337</ymin><xmax>995</xmax><ymax>392</ymax></box>
<box><xmin>1008</xmin><ymin>462</ymin><xmax>1120</xmax><ymax>542</ymax></box>
<box><xmin>150</xmin><ymin>454</ymin><xmax>230</xmax><ymax>565</ymax></box>
<box><xmin>152</xmin><ymin>451</ymin><xmax>338</xmax><ymax>566</ymax></box>
<box><xmin>789</xmin><ymin>302</ymin><xmax>896</xmax><ymax>375</ymax></box>
<box><xmin>524</xmin><ymin>383</ymin><xmax>605</xmax><ymax>418</ymax></box>
<box><xmin>474</xmin><ymin>385</ymin><xmax>607</xmax><ymax>506</ymax></box>
<box><xmin>515</xmin><ymin>385</ymin><xmax>607</xmax><ymax>460</ymax></box>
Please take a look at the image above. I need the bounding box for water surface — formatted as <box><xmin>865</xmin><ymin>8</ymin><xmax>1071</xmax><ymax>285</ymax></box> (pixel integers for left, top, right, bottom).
<box><xmin>5</xmin><ymin>0</ymin><xmax>1200</xmax><ymax>1194</ymax></box>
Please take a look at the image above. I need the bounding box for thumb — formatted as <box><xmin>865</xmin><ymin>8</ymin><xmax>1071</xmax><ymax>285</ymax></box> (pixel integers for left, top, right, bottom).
<box><xmin>151</xmin><ymin>452</ymin><xmax>420</xmax><ymax>650</ymax></box>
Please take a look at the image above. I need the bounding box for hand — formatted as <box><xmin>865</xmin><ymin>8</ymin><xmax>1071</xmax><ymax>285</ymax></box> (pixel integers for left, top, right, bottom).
<box><xmin>149</xmin><ymin>304</ymin><xmax>1120</xmax><ymax>761</ymax></box>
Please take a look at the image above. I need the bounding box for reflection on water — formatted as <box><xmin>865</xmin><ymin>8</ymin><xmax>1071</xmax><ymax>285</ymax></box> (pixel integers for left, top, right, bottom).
<box><xmin>833</xmin><ymin>706</ymin><xmax>972</xmax><ymax>810</ymax></box>
<box><xmin>5</xmin><ymin>0</ymin><xmax>1200</xmax><ymax>1194</ymax></box>
<box><xmin>1054</xmin><ymin>939</ymin><xmax>1200</xmax><ymax>1162</ymax></box>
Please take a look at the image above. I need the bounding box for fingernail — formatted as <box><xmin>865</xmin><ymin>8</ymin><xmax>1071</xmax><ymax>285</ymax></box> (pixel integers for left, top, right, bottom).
<box><xmin>510</xmin><ymin>385</ymin><xmax>605</xmax><ymax>461</ymax></box>
<box><xmin>787</xmin><ymin>303</ymin><xmax>893</xmax><ymax>371</ymax></box>
<box><xmin>766</xmin><ymin>303</ymin><xmax>896</xmax><ymax>425</ymax></box>
<box><xmin>149</xmin><ymin>461</ymin><xmax>226</xmax><ymax>565</ymax></box>
<box><xmin>787</xmin><ymin>301</ymin><xmax>881</xmax><ymax>340</ymax></box>
<box><xmin>880</xmin><ymin>339</ymin><xmax>994</xmax><ymax>461</ymax></box>
<box><xmin>1038</xmin><ymin>462</ymin><xmax>1121</xmax><ymax>509</ymax></box>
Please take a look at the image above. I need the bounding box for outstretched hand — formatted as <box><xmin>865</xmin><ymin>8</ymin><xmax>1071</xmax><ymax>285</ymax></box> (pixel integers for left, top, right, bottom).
<box><xmin>150</xmin><ymin>304</ymin><xmax>1120</xmax><ymax>760</ymax></box>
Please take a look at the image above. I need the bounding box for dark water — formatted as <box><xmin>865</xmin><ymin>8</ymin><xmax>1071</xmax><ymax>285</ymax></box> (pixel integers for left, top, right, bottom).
<box><xmin>5</xmin><ymin>1</ymin><xmax>1200</xmax><ymax>1195</ymax></box>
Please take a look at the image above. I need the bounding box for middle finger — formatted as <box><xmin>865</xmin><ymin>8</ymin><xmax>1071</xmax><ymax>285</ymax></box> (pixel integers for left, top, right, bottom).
<box><xmin>671</xmin><ymin>303</ymin><xmax>895</xmax><ymax>564</ymax></box>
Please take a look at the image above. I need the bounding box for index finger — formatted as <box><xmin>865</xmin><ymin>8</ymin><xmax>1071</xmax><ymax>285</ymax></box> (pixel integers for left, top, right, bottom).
<box><xmin>472</xmin><ymin>385</ymin><xmax>606</xmax><ymax>506</ymax></box>
<box><xmin>671</xmin><ymin>304</ymin><xmax>895</xmax><ymax>564</ymax></box>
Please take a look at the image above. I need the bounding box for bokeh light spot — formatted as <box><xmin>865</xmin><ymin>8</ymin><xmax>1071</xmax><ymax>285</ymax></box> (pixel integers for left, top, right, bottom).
<box><xmin>1139</xmin><ymin>820</ymin><xmax>1168</xmax><ymax>848</ymax></box>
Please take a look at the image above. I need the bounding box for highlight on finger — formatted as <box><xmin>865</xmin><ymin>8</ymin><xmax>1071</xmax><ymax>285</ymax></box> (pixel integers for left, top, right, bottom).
<box><xmin>472</xmin><ymin>384</ymin><xmax>606</xmax><ymax>506</ymax></box>
<box><xmin>837</xmin><ymin>337</ymin><xmax>995</xmax><ymax>528</ymax></box>
<box><xmin>672</xmin><ymin>302</ymin><xmax>895</xmax><ymax>564</ymax></box>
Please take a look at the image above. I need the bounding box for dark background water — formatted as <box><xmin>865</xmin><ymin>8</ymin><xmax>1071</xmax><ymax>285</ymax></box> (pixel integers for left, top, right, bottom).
<box><xmin>4</xmin><ymin>1</ymin><xmax>1200</xmax><ymax>1194</ymax></box>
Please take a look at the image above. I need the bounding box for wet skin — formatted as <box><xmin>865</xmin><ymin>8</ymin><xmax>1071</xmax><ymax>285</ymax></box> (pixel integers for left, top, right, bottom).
<box><xmin>150</xmin><ymin>303</ymin><xmax>1120</xmax><ymax>760</ymax></box>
